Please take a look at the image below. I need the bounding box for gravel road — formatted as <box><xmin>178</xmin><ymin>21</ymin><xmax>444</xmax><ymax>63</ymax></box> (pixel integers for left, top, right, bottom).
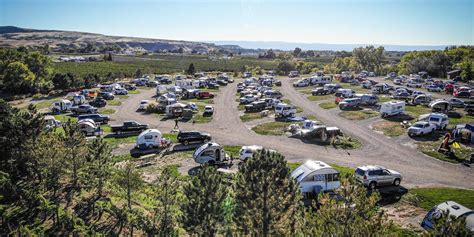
<box><xmin>112</xmin><ymin>81</ymin><xmax>474</xmax><ymax>189</ymax></box>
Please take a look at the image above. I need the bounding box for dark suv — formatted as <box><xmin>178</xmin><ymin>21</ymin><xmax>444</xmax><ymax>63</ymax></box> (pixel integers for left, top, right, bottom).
<box><xmin>245</xmin><ymin>101</ymin><xmax>267</xmax><ymax>112</ymax></box>
<box><xmin>98</xmin><ymin>92</ymin><xmax>115</xmax><ymax>100</ymax></box>
<box><xmin>78</xmin><ymin>114</ymin><xmax>110</xmax><ymax>124</ymax></box>
<box><xmin>90</xmin><ymin>97</ymin><xmax>107</xmax><ymax>107</ymax></box>
<box><xmin>311</xmin><ymin>87</ymin><xmax>329</xmax><ymax>95</ymax></box>
<box><xmin>177</xmin><ymin>131</ymin><xmax>212</xmax><ymax>146</ymax></box>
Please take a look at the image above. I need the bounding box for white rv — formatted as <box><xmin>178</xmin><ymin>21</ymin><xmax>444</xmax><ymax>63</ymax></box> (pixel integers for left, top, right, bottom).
<box><xmin>175</xmin><ymin>79</ymin><xmax>194</xmax><ymax>89</ymax></box>
<box><xmin>193</xmin><ymin>142</ymin><xmax>229</xmax><ymax>165</ymax></box>
<box><xmin>380</xmin><ymin>101</ymin><xmax>405</xmax><ymax>118</ymax></box>
<box><xmin>156</xmin><ymin>85</ymin><xmax>167</xmax><ymax>95</ymax></box>
<box><xmin>72</xmin><ymin>94</ymin><xmax>86</xmax><ymax>105</ymax></box>
<box><xmin>418</xmin><ymin>113</ymin><xmax>449</xmax><ymax>130</ymax></box>
<box><xmin>310</xmin><ymin>76</ymin><xmax>332</xmax><ymax>86</ymax></box>
<box><xmin>275</xmin><ymin>103</ymin><xmax>297</xmax><ymax>117</ymax></box>
<box><xmin>136</xmin><ymin>129</ymin><xmax>166</xmax><ymax>149</ymax></box>
<box><xmin>49</xmin><ymin>99</ymin><xmax>73</xmax><ymax>113</ymax></box>
<box><xmin>291</xmin><ymin>160</ymin><xmax>341</xmax><ymax>193</ymax></box>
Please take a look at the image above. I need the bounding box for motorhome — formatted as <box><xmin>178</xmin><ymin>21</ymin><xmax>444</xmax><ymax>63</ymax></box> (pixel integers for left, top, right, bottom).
<box><xmin>380</xmin><ymin>101</ymin><xmax>405</xmax><ymax>118</ymax></box>
<box><xmin>136</xmin><ymin>129</ymin><xmax>168</xmax><ymax>149</ymax></box>
<box><xmin>49</xmin><ymin>99</ymin><xmax>73</xmax><ymax>113</ymax></box>
<box><xmin>193</xmin><ymin>142</ymin><xmax>230</xmax><ymax>165</ymax></box>
<box><xmin>291</xmin><ymin>160</ymin><xmax>341</xmax><ymax>194</ymax></box>
<box><xmin>175</xmin><ymin>79</ymin><xmax>194</xmax><ymax>89</ymax></box>
<box><xmin>275</xmin><ymin>103</ymin><xmax>297</xmax><ymax>117</ymax></box>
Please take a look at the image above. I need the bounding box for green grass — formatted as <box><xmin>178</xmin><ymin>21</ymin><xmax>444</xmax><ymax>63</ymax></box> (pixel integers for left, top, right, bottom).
<box><xmin>331</xmin><ymin>136</ymin><xmax>362</xmax><ymax>150</ymax></box>
<box><xmin>117</xmin><ymin>95</ymin><xmax>130</xmax><ymax>99</ymax></box>
<box><xmin>101</xmin><ymin>125</ymin><xmax>112</xmax><ymax>133</ymax></box>
<box><xmin>287</xmin><ymin>162</ymin><xmax>301</xmax><ymax>172</ymax></box>
<box><xmin>372</xmin><ymin>121</ymin><xmax>405</xmax><ymax>137</ymax></box>
<box><xmin>339</xmin><ymin>109</ymin><xmax>379</xmax><ymax>120</ymax></box>
<box><xmin>104</xmin><ymin>135</ymin><xmax>137</xmax><ymax>148</ymax></box>
<box><xmin>193</xmin><ymin>114</ymin><xmax>212</xmax><ymax>123</ymax></box>
<box><xmin>306</xmin><ymin>115</ymin><xmax>317</xmax><ymax>120</ymax></box>
<box><xmin>112</xmin><ymin>154</ymin><xmax>134</xmax><ymax>163</ymax></box>
<box><xmin>108</xmin><ymin>99</ymin><xmax>122</xmax><ymax>106</ymax></box>
<box><xmin>32</xmin><ymin>97</ymin><xmax>63</xmax><ymax>110</ymax></box>
<box><xmin>405</xmin><ymin>105</ymin><xmax>431</xmax><ymax>120</ymax></box>
<box><xmin>340</xmin><ymin>83</ymin><xmax>371</xmax><ymax>93</ymax></box>
<box><xmin>240</xmin><ymin>112</ymin><xmax>266</xmax><ymax>122</ymax></box>
<box><xmin>378</xmin><ymin>96</ymin><xmax>392</xmax><ymax>103</ymax></box>
<box><xmin>162</xmin><ymin>133</ymin><xmax>178</xmax><ymax>143</ymax></box>
<box><xmin>238</xmin><ymin>104</ymin><xmax>246</xmax><ymax>111</ymax></box>
<box><xmin>410</xmin><ymin>188</ymin><xmax>474</xmax><ymax>210</ymax></box>
<box><xmin>223</xmin><ymin>145</ymin><xmax>241</xmax><ymax>158</ymax></box>
<box><xmin>184</xmin><ymin>98</ymin><xmax>214</xmax><ymax>104</ymax></box>
<box><xmin>128</xmin><ymin>90</ymin><xmax>140</xmax><ymax>94</ymax></box>
<box><xmin>319</xmin><ymin>102</ymin><xmax>337</xmax><ymax>109</ymax></box>
<box><xmin>307</xmin><ymin>94</ymin><xmax>334</xmax><ymax>101</ymax></box>
<box><xmin>416</xmin><ymin>139</ymin><xmax>473</xmax><ymax>163</ymax></box>
<box><xmin>252</xmin><ymin>121</ymin><xmax>293</xmax><ymax>136</ymax></box>
<box><xmin>99</xmin><ymin>108</ymin><xmax>116</xmax><ymax>114</ymax></box>
<box><xmin>448</xmin><ymin>113</ymin><xmax>474</xmax><ymax>125</ymax></box>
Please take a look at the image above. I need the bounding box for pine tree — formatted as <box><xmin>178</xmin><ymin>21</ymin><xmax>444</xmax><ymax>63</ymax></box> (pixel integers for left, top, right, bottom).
<box><xmin>234</xmin><ymin>150</ymin><xmax>301</xmax><ymax>236</ymax></box>
<box><xmin>186</xmin><ymin>63</ymin><xmax>195</xmax><ymax>75</ymax></box>
<box><xmin>86</xmin><ymin>137</ymin><xmax>112</xmax><ymax>198</ymax></box>
<box><xmin>61</xmin><ymin>121</ymin><xmax>87</xmax><ymax>190</ymax></box>
<box><xmin>182</xmin><ymin>166</ymin><xmax>227</xmax><ymax>236</ymax></box>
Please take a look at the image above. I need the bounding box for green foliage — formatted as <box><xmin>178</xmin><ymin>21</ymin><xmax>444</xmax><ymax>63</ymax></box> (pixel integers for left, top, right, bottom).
<box><xmin>234</xmin><ymin>150</ymin><xmax>301</xmax><ymax>236</ymax></box>
<box><xmin>2</xmin><ymin>61</ymin><xmax>36</xmax><ymax>93</ymax></box>
<box><xmin>182</xmin><ymin>167</ymin><xmax>227</xmax><ymax>236</ymax></box>
<box><xmin>276</xmin><ymin>60</ymin><xmax>296</xmax><ymax>75</ymax></box>
<box><xmin>458</xmin><ymin>60</ymin><xmax>473</xmax><ymax>82</ymax></box>
<box><xmin>319</xmin><ymin>101</ymin><xmax>337</xmax><ymax>109</ymax></box>
<box><xmin>251</xmin><ymin>121</ymin><xmax>293</xmax><ymax>136</ymax></box>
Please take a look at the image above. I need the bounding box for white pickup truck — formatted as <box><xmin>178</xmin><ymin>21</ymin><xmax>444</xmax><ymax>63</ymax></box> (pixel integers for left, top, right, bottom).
<box><xmin>407</xmin><ymin>121</ymin><xmax>436</xmax><ymax>136</ymax></box>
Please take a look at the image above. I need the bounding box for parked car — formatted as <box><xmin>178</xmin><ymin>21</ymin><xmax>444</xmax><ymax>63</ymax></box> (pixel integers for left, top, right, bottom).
<box><xmin>203</xmin><ymin>105</ymin><xmax>214</xmax><ymax>116</ymax></box>
<box><xmin>289</xmin><ymin>71</ymin><xmax>299</xmax><ymax>78</ymax></box>
<box><xmin>356</xmin><ymin>94</ymin><xmax>378</xmax><ymax>106</ymax></box>
<box><xmin>197</xmin><ymin>91</ymin><xmax>215</xmax><ymax>99</ymax></box>
<box><xmin>71</xmin><ymin>104</ymin><xmax>98</xmax><ymax>115</ymax></box>
<box><xmin>448</xmin><ymin>98</ymin><xmax>465</xmax><ymax>108</ymax></box>
<box><xmin>123</xmin><ymin>83</ymin><xmax>136</xmax><ymax>90</ymax></box>
<box><xmin>421</xmin><ymin>201</ymin><xmax>474</xmax><ymax>232</ymax></box>
<box><xmin>392</xmin><ymin>92</ymin><xmax>411</xmax><ymax>100</ymax></box>
<box><xmin>178</xmin><ymin>131</ymin><xmax>212</xmax><ymax>146</ymax></box>
<box><xmin>240</xmin><ymin>94</ymin><xmax>258</xmax><ymax>104</ymax></box>
<box><xmin>77</xmin><ymin>114</ymin><xmax>110</xmax><ymax>124</ymax></box>
<box><xmin>90</xmin><ymin>97</ymin><xmax>107</xmax><ymax>107</ymax></box>
<box><xmin>293</xmin><ymin>79</ymin><xmax>310</xmax><ymax>87</ymax></box>
<box><xmin>335</xmin><ymin>89</ymin><xmax>355</xmax><ymax>98</ymax></box>
<box><xmin>239</xmin><ymin>145</ymin><xmax>264</xmax><ymax>161</ymax></box>
<box><xmin>407</xmin><ymin>121</ymin><xmax>436</xmax><ymax>136</ymax></box>
<box><xmin>146</xmin><ymin>81</ymin><xmax>159</xmax><ymax>87</ymax></box>
<box><xmin>207</xmin><ymin>83</ymin><xmax>219</xmax><ymax>89</ymax></box>
<box><xmin>245</xmin><ymin>101</ymin><xmax>267</xmax><ymax>112</ymax></box>
<box><xmin>114</xmin><ymin>88</ymin><xmax>128</xmax><ymax>95</ymax></box>
<box><xmin>98</xmin><ymin>92</ymin><xmax>115</xmax><ymax>100</ymax></box>
<box><xmin>338</xmin><ymin>98</ymin><xmax>361</xmax><ymax>110</ymax></box>
<box><xmin>216</xmin><ymin>80</ymin><xmax>228</xmax><ymax>86</ymax></box>
<box><xmin>324</xmin><ymin>84</ymin><xmax>341</xmax><ymax>93</ymax></box>
<box><xmin>426</xmin><ymin>85</ymin><xmax>442</xmax><ymax>92</ymax></box>
<box><xmin>138</xmin><ymin>100</ymin><xmax>149</xmax><ymax>111</ymax></box>
<box><xmin>311</xmin><ymin>87</ymin><xmax>330</xmax><ymax>95</ymax></box>
<box><xmin>355</xmin><ymin>165</ymin><xmax>403</xmax><ymax>189</ymax></box>
<box><xmin>455</xmin><ymin>91</ymin><xmax>471</xmax><ymax>98</ymax></box>
<box><xmin>111</xmin><ymin>121</ymin><xmax>149</xmax><ymax>134</ymax></box>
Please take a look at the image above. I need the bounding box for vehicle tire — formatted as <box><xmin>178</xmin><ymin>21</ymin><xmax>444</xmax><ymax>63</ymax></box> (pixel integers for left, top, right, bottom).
<box><xmin>203</xmin><ymin>138</ymin><xmax>209</xmax><ymax>143</ymax></box>
<box><xmin>369</xmin><ymin>182</ymin><xmax>377</xmax><ymax>190</ymax></box>
<box><xmin>393</xmin><ymin>178</ymin><xmax>401</xmax><ymax>186</ymax></box>
<box><xmin>184</xmin><ymin>140</ymin><xmax>189</xmax><ymax>146</ymax></box>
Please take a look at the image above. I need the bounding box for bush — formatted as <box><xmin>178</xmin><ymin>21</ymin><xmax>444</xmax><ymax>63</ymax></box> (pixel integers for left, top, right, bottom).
<box><xmin>145</xmin><ymin>102</ymin><xmax>161</xmax><ymax>113</ymax></box>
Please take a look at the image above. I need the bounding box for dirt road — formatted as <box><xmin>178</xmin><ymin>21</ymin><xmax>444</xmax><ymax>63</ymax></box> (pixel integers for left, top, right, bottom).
<box><xmin>112</xmin><ymin>82</ymin><xmax>474</xmax><ymax>189</ymax></box>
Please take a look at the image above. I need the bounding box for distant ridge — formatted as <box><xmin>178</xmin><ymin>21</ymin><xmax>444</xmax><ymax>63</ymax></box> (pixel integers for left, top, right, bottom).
<box><xmin>208</xmin><ymin>40</ymin><xmax>451</xmax><ymax>52</ymax></box>
<box><xmin>0</xmin><ymin>26</ymin><xmax>58</xmax><ymax>34</ymax></box>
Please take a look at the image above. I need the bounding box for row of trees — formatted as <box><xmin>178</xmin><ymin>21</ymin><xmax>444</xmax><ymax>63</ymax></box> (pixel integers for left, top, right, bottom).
<box><xmin>0</xmin><ymin>100</ymin><xmax>469</xmax><ymax>235</ymax></box>
<box><xmin>323</xmin><ymin>46</ymin><xmax>390</xmax><ymax>75</ymax></box>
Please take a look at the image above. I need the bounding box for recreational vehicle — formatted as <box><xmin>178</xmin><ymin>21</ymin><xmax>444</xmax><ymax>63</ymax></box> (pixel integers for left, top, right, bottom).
<box><xmin>49</xmin><ymin>99</ymin><xmax>73</xmax><ymax>113</ymax></box>
<box><xmin>380</xmin><ymin>101</ymin><xmax>405</xmax><ymax>118</ymax></box>
<box><xmin>193</xmin><ymin>142</ymin><xmax>230</xmax><ymax>165</ymax></box>
<box><xmin>136</xmin><ymin>129</ymin><xmax>167</xmax><ymax>149</ymax></box>
<box><xmin>291</xmin><ymin>160</ymin><xmax>341</xmax><ymax>194</ymax></box>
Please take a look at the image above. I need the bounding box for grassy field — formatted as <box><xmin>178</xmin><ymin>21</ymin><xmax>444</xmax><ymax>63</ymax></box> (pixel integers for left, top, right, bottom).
<box><xmin>252</xmin><ymin>121</ymin><xmax>292</xmax><ymax>136</ymax></box>
<box><xmin>339</xmin><ymin>83</ymin><xmax>371</xmax><ymax>93</ymax></box>
<box><xmin>183</xmin><ymin>98</ymin><xmax>214</xmax><ymax>104</ymax></box>
<box><xmin>240</xmin><ymin>112</ymin><xmax>265</xmax><ymax>122</ymax></box>
<box><xmin>339</xmin><ymin>109</ymin><xmax>379</xmax><ymax>120</ymax></box>
<box><xmin>319</xmin><ymin>102</ymin><xmax>337</xmax><ymax>109</ymax></box>
<box><xmin>372</xmin><ymin>121</ymin><xmax>405</xmax><ymax>137</ymax></box>
<box><xmin>416</xmin><ymin>139</ymin><xmax>473</xmax><ymax>163</ymax></box>
<box><xmin>404</xmin><ymin>105</ymin><xmax>430</xmax><ymax>120</ymax></box>
<box><xmin>54</xmin><ymin>55</ymin><xmax>279</xmax><ymax>77</ymax></box>
<box><xmin>410</xmin><ymin>188</ymin><xmax>474</xmax><ymax>210</ymax></box>
<box><xmin>223</xmin><ymin>145</ymin><xmax>241</xmax><ymax>158</ymax></box>
<box><xmin>104</xmin><ymin>135</ymin><xmax>137</xmax><ymax>148</ymax></box>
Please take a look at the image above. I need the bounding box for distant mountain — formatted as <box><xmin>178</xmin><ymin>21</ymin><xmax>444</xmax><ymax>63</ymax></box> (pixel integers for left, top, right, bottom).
<box><xmin>209</xmin><ymin>40</ymin><xmax>450</xmax><ymax>52</ymax></box>
<box><xmin>0</xmin><ymin>26</ymin><xmax>221</xmax><ymax>54</ymax></box>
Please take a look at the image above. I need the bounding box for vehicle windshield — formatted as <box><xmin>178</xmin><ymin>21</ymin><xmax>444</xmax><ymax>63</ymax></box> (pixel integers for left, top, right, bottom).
<box><xmin>413</xmin><ymin>124</ymin><xmax>424</xmax><ymax>128</ymax></box>
<box><xmin>355</xmin><ymin>168</ymin><xmax>365</xmax><ymax>176</ymax></box>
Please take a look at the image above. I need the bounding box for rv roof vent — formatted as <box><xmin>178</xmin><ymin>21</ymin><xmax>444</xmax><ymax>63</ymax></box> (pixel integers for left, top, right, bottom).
<box><xmin>452</xmin><ymin>205</ymin><xmax>460</xmax><ymax>210</ymax></box>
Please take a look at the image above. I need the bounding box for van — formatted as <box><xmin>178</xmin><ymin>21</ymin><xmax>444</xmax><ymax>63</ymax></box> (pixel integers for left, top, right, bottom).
<box><xmin>335</xmin><ymin>89</ymin><xmax>355</xmax><ymax>98</ymax></box>
<box><xmin>239</xmin><ymin>145</ymin><xmax>264</xmax><ymax>161</ymax></box>
<box><xmin>379</xmin><ymin>101</ymin><xmax>405</xmax><ymax>118</ymax></box>
<box><xmin>418</xmin><ymin>113</ymin><xmax>449</xmax><ymax>130</ymax></box>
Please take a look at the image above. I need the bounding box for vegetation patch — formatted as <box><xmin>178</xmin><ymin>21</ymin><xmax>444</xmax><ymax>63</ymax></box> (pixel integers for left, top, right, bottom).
<box><xmin>54</xmin><ymin>114</ymin><xmax>77</xmax><ymax>122</ymax></box>
<box><xmin>319</xmin><ymin>102</ymin><xmax>337</xmax><ymax>109</ymax></box>
<box><xmin>416</xmin><ymin>139</ymin><xmax>473</xmax><ymax>163</ymax></box>
<box><xmin>108</xmin><ymin>99</ymin><xmax>122</xmax><ymax>106</ymax></box>
<box><xmin>193</xmin><ymin>114</ymin><xmax>212</xmax><ymax>123</ymax></box>
<box><xmin>330</xmin><ymin>136</ymin><xmax>362</xmax><ymax>150</ymax></box>
<box><xmin>240</xmin><ymin>112</ymin><xmax>265</xmax><ymax>122</ymax></box>
<box><xmin>378</xmin><ymin>96</ymin><xmax>392</xmax><ymax>103</ymax></box>
<box><xmin>128</xmin><ymin>90</ymin><xmax>140</xmax><ymax>94</ymax></box>
<box><xmin>339</xmin><ymin>109</ymin><xmax>379</xmax><ymax>120</ymax></box>
<box><xmin>405</xmin><ymin>105</ymin><xmax>430</xmax><ymax>120</ymax></box>
<box><xmin>223</xmin><ymin>145</ymin><xmax>241</xmax><ymax>158</ymax></box>
<box><xmin>117</xmin><ymin>95</ymin><xmax>130</xmax><ymax>99</ymax></box>
<box><xmin>185</xmin><ymin>98</ymin><xmax>214</xmax><ymax>104</ymax></box>
<box><xmin>252</xmin><ymin>121</ymin><xmax>292</xmax><ymax>136</ymax></box>
<box><xmin>162</xmin><ymin>133</ymin><xmax>178</xmax><ymax>143</ymax></box>
<box><xmin>409</xmin><ymin>188</ymin><xmax>474</xmax><ymax>210</ymax></box>
<box><xmin>372</xmin><ymin>121</ymin><xmax>405</xmax><ymax>137</ymax></box>
<box><xmin>307</xmin><ymin>94</ymin><xmax>334</xmax><ymax>101</ymax></box>
<box><xmin>104</xmin><ymin>135</ymin><xmax>137</xmax><ymax>148</ymax></box>
<box><xmin>99</xmin><ymin>108</ymin><xmax>116</xmax><ymax>114</ymax></box>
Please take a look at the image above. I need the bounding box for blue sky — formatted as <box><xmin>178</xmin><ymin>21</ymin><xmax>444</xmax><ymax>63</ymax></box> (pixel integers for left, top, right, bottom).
<box><xmin>0</xmin><ymin>0</ymin><xmax>472</xmax><ymax>45</ymax></box>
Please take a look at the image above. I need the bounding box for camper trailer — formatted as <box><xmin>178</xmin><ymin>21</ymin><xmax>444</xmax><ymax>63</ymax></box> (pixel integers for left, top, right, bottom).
<box><xmin>78</xmin><ymin>119</ymin><xmax>101</xmax><ymax>136</ymax></box>
<box><xmin>291</xmin><ymin>160</ymin><xmax>341</xmax><ymax>194</ymax></box>
<box><xmin>72</xmin><ymin>94</ymin><xmax>86</xmax><ymax>105</ymax></box>
<box><xmin>380</xmin><ymin>101</ymin><xmax>405</xmax><ymax>118</ymax></box>
<box><xmin>310</xmin><ymin>76</ymin><xmax>332</xmax><ymax>86</ymax></box>
<box><xmin>136</xmin><ymin>129</ymin><xmax>168</xmax><ymax>149</ymax></box>
<box><xmin>453</xmin><ymin>124</ymin><xmax>474</xmax><ymax>144</ymax></box>
<box><xmin>44</xmin><ymin>115</ymin><xmax>61</xmax><ymax>130</ymax></box>
<box><xmin>49</xmin><ymin>99</ymin><xmax>73</xmax><ymax>113</ymax></box>
<box><xmin>176</xmin><ymin>79</ymin><xmax>194</xmax><ymax>89</ymax></box>
<box><xmin>156</xmin><ymin>85</ymin><xmax>167</xmax><ymax>95</ymax></box>
<box><xmin>429</xmin><ymin>100</ymin><xmax>452</xmax><ymax>112</ymax></box>
<box><xmin>418</xmin><ymin>113</ymin><xmax>449</xmax><ymax>130</ymax></box>
<box><xmin>193</xmin><ymin>142</ymin><xmax>230</xmax><ymax>165</ymax></box>
<box><xmin>165</xmin><ymin>103</ymin><xmax>187</xmax><ymax>117</ymax></box>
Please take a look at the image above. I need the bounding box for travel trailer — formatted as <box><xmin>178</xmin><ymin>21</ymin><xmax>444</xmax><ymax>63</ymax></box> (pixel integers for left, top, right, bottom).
<box><xmin>78</xmin><ymin>119</ymin><xmax>101</xmax><ymax>137</ymax></box>
<box><xmin>379</xmin><ymin>101</ymin><xmax>405</xmax><ymax>118</ymax></box>
<box><xmin>135</xmin><ymin>129</ymin><xmax>168</xmax><ymax>149</ymax></box>
<box><xmin>193</xmin><ymin>142</ymin><xmax>230</xmax><ymax>165</ymax></box>
<box><xmin>49</xmin><ymin>99</ymin><xmax>73</xmax><ymax>113</ymax></box>
<box><xmin>429</xmin><ymin>100</ymin><xmax>452</xmax><ymax>112</ymax></box>
<box><xmin>165</xmin><ymin>103</ymin><xmax>187</xmax><ymax>117</ymax></box>
<box><xmin>310</xmin><ymin>76</ymin><xmax>332</xmax><ymax>86</ymax></box>
<box><xmin>72</xmin><ymin>94</ymin><xmax>86</xmax><ymax>105</ymax></box>
<box><xmin>418</xmin><ymin>113</ymin><xmax>449</xmax><ymax>130</ymax></box>
<box><xmin>291</xmin><ymin>160</ymin><xmax>341</xmax><ymax>194</ymax></box>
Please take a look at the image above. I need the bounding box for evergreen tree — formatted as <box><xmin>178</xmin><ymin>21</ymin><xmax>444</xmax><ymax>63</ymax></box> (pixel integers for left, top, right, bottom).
<box><xmin>182</xmin><ymin>166</ymin><xmax>227</xmax><ymax>236</ymax></box>
<box><xmin>61</xmin><ymin>121</ymin><xmax>87</xmax><ymax>190</ymax></box>
<box><xmin>86</xmin><ymin>137</ymin><xmax>112</xmax><ymax>198</ymax></box>
<box><xmin>234</xmin><ymin>150</ymin><xmax>301</xmax><ymax>236</ymax></box>
<box><xmin>134</xmin><ymin>68</ymin><xmax>143</xmax><ymax>78</ymax></box>
<box><xmin>186</xmin><ymin>63</ymin><xmax>195</xmax><ymax>75</ymax></box>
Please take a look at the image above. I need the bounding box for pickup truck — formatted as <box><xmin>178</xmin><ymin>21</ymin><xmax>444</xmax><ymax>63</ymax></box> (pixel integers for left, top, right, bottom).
<box><xmin>111</xmin><ymin>121</ymin><xmax>149</xmax><ymax>134</ymax></box>
<box><xmin>407</xmin><ymin>121</ymin><xmax>436</xmax><ymax>136</ymax></box>
<box><xmin>71</xmin><ymin>104</ymin><xmax>98</xmax><ymax>115</ymax></box>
